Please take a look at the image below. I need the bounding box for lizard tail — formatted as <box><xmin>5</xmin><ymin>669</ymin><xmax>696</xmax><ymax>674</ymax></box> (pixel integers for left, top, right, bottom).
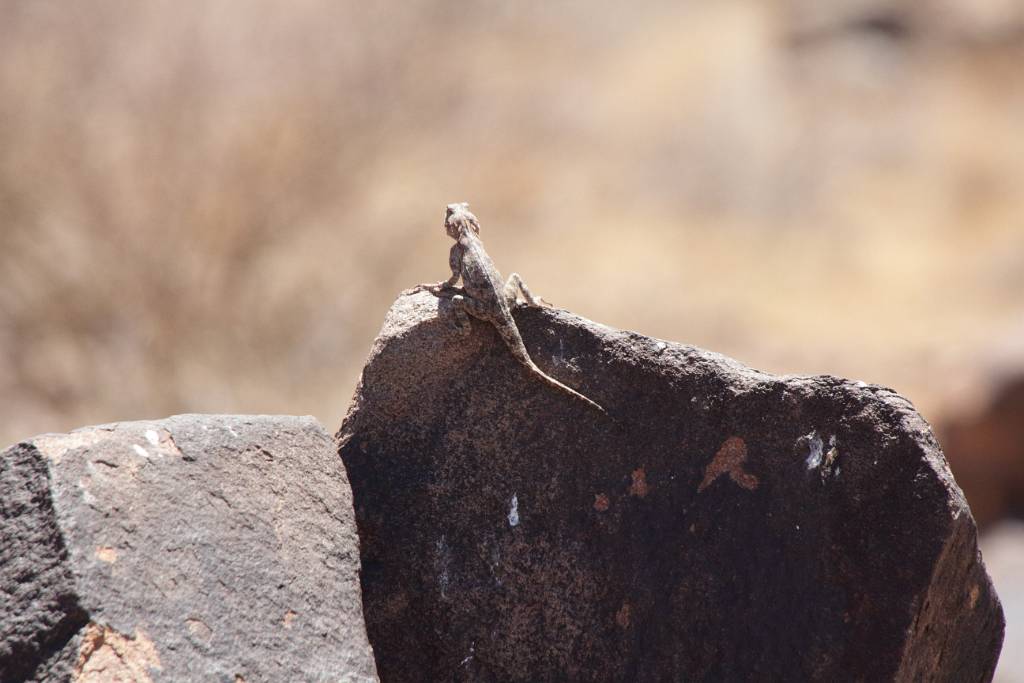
<box><xmin>539</xmin><ymin>370</ymin><xmax>607</xmax><ymax>415</ymax></box>
<box><xmin>495</xmin><ymin>323</ymin><xmax>607</xmax><ymax>415</ymax></box>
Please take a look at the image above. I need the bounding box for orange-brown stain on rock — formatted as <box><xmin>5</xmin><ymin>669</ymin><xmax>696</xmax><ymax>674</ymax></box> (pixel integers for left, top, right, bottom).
<box><xmin>593</xmin><ymin>493</ymin><xmax>610</xmax><ymax>511</ymax></box>
<box><xmin>283</xmin><ymin>610</ymin><xmax>298</xmax><ymax>628</ymax></box>
<box><xmin>629</xmin><ymin>468</ymin><xmax>649</xmax><ymax>497</ymax></box>
<box><xmin>698</xmin><ymin>436</ymin><xmax>759</xmax><ymax>493</ymax></box>
<box><xmin>95</xmin><ymin>546</ymin><xmax>118</xmax><ymax>564</ymax></box>
<box><xmin>74</xmin><ymin>623</ymin><xmax>162</xmax><ymax>682</ymax></box>
<box><xmin>616</xmin><ymin>602</ymin><xmax>631</xmax><ymax>629</ymax></box>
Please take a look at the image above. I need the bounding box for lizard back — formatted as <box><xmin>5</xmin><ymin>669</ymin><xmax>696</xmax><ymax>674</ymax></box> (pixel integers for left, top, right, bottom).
<box><xmin>458</xmin><ymin>232</ymin><xmax>510</xmax><ymax>317</ymax></box>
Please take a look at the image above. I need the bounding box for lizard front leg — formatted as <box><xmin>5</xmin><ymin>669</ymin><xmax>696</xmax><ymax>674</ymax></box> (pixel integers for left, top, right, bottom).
<box><xmin>407</xmin><ymin>280</ymin><xmax>460</xmax><ymax>296</ymax></box>
<box><xmin>407</xmin><ymin>244</ymin><xmax>464</xmax><ymax>295</ymax></box>
<box><xmin>504</xmin><ymin>272</ymin><xmax>549</xmax><ymax>308</ymax></box>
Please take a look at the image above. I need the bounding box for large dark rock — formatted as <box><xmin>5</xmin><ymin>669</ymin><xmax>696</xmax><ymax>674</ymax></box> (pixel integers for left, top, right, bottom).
<box><xmin>339</xmin><ymin>292</ymin><xmax>1004</xmax><ymax>682</ymax></box>
<box><xmin>1</xmin><ymin>414</ymin><xmax>377</xmax><ymax>682</ymax></box>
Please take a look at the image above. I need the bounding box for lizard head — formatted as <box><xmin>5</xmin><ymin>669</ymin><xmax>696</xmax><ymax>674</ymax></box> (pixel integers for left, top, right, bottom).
<box><xmin>445</xmin><ymin>202</ymin><xmax>481</xmax><ymax>239</ymax></box>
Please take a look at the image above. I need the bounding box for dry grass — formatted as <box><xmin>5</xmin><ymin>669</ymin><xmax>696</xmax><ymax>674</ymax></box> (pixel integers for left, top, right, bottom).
<box><xmin>1</xmin><ymin>0</ymin><xmax>1023</xmax><ymax>445</ymax></box>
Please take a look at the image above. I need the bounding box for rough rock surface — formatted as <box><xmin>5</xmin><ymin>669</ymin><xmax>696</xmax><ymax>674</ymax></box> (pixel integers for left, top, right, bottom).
<box><xmin>339</xmin><ymin>292</ymin><xmax>1004</xmax><ymax>682</ymax></box>
<box><xmin>1</xmin><ymin>414</ymin><xmax>377</xmax><ymax>682</ymax></box>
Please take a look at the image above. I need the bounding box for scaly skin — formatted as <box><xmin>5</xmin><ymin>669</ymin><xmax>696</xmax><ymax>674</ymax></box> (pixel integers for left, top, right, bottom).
<box><xmin>410</xmin><ymin>203</ymin><xmax>606</xmax><ymax>415</ymax></box>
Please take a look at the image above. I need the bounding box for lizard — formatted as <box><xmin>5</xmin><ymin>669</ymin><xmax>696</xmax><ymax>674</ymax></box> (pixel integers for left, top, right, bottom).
<box><xmin>409</xmin><ymin>202</ymin><xmax>606</xmax><ymax>415</ymax></box>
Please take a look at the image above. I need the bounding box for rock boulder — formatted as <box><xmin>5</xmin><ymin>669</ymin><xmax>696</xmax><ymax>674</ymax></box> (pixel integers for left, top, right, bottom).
<box><xmin>1</xmin><ymin>414</ymin><xmax>377</xmax><ymax>682</ymax></box>
<box><xmin>339</xmin><ymin>292</ymin><xmax>1003</xmax><ymax>681</ymax></box>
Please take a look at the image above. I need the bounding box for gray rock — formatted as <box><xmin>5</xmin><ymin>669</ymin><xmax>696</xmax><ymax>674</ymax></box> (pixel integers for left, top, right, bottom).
<box><xmin>1</xmin><ymin>414</ymin><xmax>377</xmax><ymax>682</ymax></box>
<box><xmin>339</xmin><ymin>292</ymin><xmax>1004</xmax><ymax>682</ymax></box>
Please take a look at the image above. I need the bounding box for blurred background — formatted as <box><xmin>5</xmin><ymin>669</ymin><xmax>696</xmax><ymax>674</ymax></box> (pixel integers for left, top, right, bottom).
<box><xmin>0</xmin><ymin>0</ymin><xmax>1022</xmax><ymax>676</ymax></box>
